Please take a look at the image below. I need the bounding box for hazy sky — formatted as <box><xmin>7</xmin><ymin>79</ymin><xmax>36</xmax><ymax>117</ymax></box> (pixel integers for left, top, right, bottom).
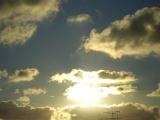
<box><xmin>0</xmin><ymin>0</ymin><xmax>160</xmax><ymax>120</ymax></box>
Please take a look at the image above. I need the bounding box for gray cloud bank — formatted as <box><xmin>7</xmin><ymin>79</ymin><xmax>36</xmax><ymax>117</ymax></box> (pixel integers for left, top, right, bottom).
<box><xmin>0</xmin><ymin>101</ymin><xmax>54</xmax><ymax>120</ymax></box>
<box><xmin>0</xmin><ymin>0</ymin><xmax>59</xmax><ymax>45</ymax></box>
<box><xmin>0</xmin><ymin>101</ymin><xmax>159</xmax><ymax>120</ymax></box>
<box><xmin>83</xmin><ymin>7</ymin><xmax>160</xmax><ymax>59</ymax></box>
<box><xmin>69</xmin><ymin>103</ymin><xmax>160</xmax><ymax>120</ymax></box>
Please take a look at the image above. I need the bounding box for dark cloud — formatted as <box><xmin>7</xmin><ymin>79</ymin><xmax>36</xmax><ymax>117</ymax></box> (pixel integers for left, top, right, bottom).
<box><xmin>0</xmin><ymin>0</ymin><xmax>59</xmax><ymax>45</ymax></box>
<box><xmin>9</xmin><ymin>68</ymin><xmax>39</xmax><ymax>83</ymax></box>
<box><xmin>0</xmin><ymin>101</ymin><xmax>54</xmax><ymax>120</ymax></box>
<box><xmin>83</xmin><ymin>7</ymin><xmax>160</xmax><ymax>58</ymax></box>
<box><xmin>68</xmin><ymin>103</ymin><xmax>160</xmax><ymax>120</ymax></box>
<box><xmin>98</xmin><ymin>70</ymin><xmax>135</xmax><ymax>80</ymax></box>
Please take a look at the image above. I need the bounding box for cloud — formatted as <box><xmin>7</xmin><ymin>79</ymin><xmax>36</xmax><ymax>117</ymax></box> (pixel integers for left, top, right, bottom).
<box><xmin>23</xmin><ymin>88</ymin><xmax>47</xmax><ymax>95</ymax></box>
<box><xmin>50</xmin><ymin>69</ymin><xmax>136</xmax><ymax>85</ymax></box>
<box><xmin>0</xmin><ymin>101</ymin><xmax>54</xmax><ymax>120</ymax></box>
<box><xmin>67</xmin><ymin>14</ymin><xmax>92</xmax><ymax>24</ymax></box>
<box><xmin>82</xmin><ymin>7</ymin><xmax>160</xmax><ymax>59</ymax></box>
<box><xmin>15</xmin><ymin>89</ymin><xmax>20</xmax><ymax>94</ymax></box>
<box><xmin>67</xmin><ymin>103</ymin><xmax>160</xmax><ymax>120</ymax></box>
<box><xmin>0</xmin><ymin>0</ymin><xmax>59</xmax><ymax>45</ymax></box>
<box><xmin>147</xmin><ymin>83</ymin><xmax>160</xmax><ymax>97</ymax></box>
<box><xmin>50</xmin><ymin>69</ymin><xmax>137</xmax><ymax>102</ymax></box>
<box><xmin>9</xmin><ymin>68</ymin><xmax>39</xmax><ymax>83</ymax></box>
<box><xmin>0</xmin><ymin>70</ymin><xmax>8</xmax><ymax>79</ymax></box>
<box><xmin>16</xmin><ymin>96</ymin><xmax>30</xmax><ymax>106</ymax></box>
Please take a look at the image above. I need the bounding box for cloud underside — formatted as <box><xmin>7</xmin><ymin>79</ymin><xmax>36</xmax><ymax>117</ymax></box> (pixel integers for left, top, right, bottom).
<box><xmin>0</xmin><ymin>0</ymin><xmax>59</xmax><ymax>45</ymax></box>
<box><xmin>83</xmin><ymin>7</ymin><xmax>160</xmax><ymax>59</ymax></box>
<box><xmin>50</xmin><ymin>69</ymin><xmax>136</xmax><ymax>85</ymax></box>
<box><xmin>67</xmin><ymin>14</ymin><xmax>91</xmax><ymax>24</ymax></box>
<box><xmin>50</xmin><ymin>69</ymin><xmax>137</xmax><ymax>100</ymax></box>
<box><xmin>0</xmin><ymin>101</ymin><xmax>54</xmax><ymax>120</ymax></box>
<box><xmin>0</xmin><ymin>101</ymin><xmax>159</xmax><ymax>120</ymax></box>
<box><xmin>0</xmin><ymin>68</ymin><xmax>39</xmax><ymax>82</ymax></box>
<box><xmin>69</xmin><ymin>103</ymin><xmax>160</xmax><ymax>120</ymax></box>
<box><xmin>147</xmin><ymin>83</ymin><xmax>160</xmax><ymax>97</ymax></box>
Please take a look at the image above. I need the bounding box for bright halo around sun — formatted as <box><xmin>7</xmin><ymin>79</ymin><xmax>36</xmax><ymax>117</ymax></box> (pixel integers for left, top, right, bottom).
<box><xmin>64</xmin><ymin>83</ymin><xmax>115</xmax><ymax>106</ymax></box>
<box><xmin>65</xmin><ymin>83</ymin><xmax>100</xmax><ymax>106</ymax></box>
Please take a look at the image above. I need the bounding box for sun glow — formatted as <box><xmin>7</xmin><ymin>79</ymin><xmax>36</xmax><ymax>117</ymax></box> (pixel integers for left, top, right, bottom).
<box><xmin>64</xmin><ymin>83</ymin><xmax>122</xmax><ymax>106</ymax></box>
<box><xmin>65</xmin><ymin>83</ymin><xmax>101</xmax><ymax>105</ymax></box>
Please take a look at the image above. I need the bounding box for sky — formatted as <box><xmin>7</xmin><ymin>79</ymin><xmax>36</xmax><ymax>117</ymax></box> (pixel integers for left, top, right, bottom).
<box><xmin>0</xmin><ymin>0</ymin><xmax>160</xmax><ymax>120</ymax></box>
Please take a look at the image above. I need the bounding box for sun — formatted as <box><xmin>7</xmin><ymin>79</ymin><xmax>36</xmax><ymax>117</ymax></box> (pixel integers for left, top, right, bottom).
<box><xmin>65</xmin><ymin>83</ymin><xmax>103</xmax><ymax>106</ymax></box>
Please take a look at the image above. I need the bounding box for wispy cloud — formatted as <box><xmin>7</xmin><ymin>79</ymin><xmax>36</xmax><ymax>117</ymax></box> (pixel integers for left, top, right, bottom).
<box><xmin>82</xmin><ymin>7</ymin><xmax>160</xmax><ymax>59</ymax></box>
<box><xmin>67</xmin><ymin>14</ymin><xmax>92</xmax><ymax>24</ymax></box>
<box><xmin>23</xmin><ymin>88</ymin><xmax>47</xmax><ymax>95</ymax></box>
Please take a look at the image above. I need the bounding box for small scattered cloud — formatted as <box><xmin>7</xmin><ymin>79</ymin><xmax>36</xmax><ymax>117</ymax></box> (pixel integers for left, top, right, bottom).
<box><xmin>23</xmin><ymin>88</ymin><xmax>47</xmax><ymax>95</ymax></box>
<box><xmin>67</xmin><ymin>14</ymin><xmax>92</xmax><ymax>24</ymax></box>
<box><xmin>0</xmin><ymin>70</ymin><xmax>8</xmax><ymax>79</ymax></box>
<box><xmin>9</xmin><ymin>68</ymin><xmax>39</xmax><ymax>83</ymax></box>
<box><xmin>16</xmin><ymin>96</ymin><xmax>30</xmax><ymax>106</ymax></box>
<box><xmin>147</xmin><ymin>83</ymin><xmax>160</xmax><ymax>97</ymax></box>
<box><xmin>82</xmin><ymin>7</ymin><xmax>160</xmax><ymax>59</ymax></box>
<box><xmin>0</xmin><ymin>0</ymin><xmax>60</xmax><ymax>45</ymax></box>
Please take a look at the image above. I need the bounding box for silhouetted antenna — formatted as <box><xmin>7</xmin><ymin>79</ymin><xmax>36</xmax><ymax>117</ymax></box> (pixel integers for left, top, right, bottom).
<box><xmin>103</xmin><ymin>111</ymin><xmax>120</xmax><ymax>120</ymax></box>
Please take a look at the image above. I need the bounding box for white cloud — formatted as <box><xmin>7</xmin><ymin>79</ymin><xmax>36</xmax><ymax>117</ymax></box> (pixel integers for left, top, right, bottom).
<box><xmin>147</xmin><ymin>83</ymin><xmax>160</xmax><ymax>97</ymax></box>
<box><xmin>67</xmin><ymin>14</ymin><xmax>92</xmax><ymax>24</ymax></box>
<box><xmin>0</xmin><ymin>0</ymin><xmax>60</xmax><ymax>45</ymax></box>
<box><xmin>82</xmin><ymin>7</ymin><xmax>160</xmax><ymax>59</ymax></box>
